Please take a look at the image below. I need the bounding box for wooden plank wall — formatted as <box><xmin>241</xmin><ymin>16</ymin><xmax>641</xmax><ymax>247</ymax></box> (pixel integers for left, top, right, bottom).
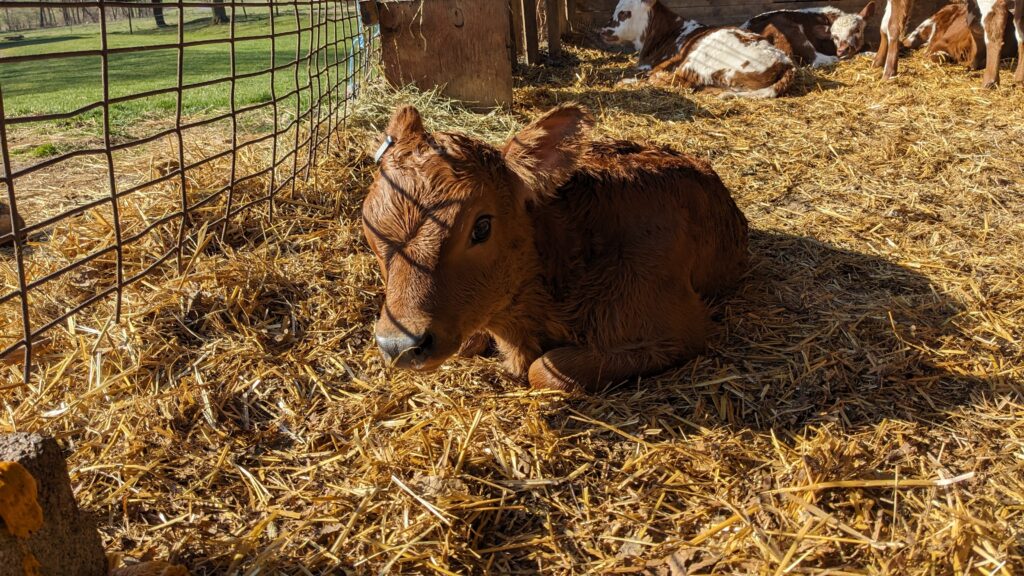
<box><xmin>572</xmin><ymin>0</ymin><xmax>949</xmax><ymax>46</ymax></box>
<box><xmin>377</xmin><ymin>0</ymin><xmax>514</xmax><ymax>109</ymax></box>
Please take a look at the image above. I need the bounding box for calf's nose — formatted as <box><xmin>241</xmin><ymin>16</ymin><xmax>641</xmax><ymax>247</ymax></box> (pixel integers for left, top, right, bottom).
<box><xmin>376</xmin><ymin>330</ymin><xmax>435</xmax><ymax>369</ymax></box>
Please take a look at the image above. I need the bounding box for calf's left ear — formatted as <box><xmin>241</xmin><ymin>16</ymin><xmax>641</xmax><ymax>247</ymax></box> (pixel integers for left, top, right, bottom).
<box><xmin>386</xmin><ymin>105</ymin><xmax>427</xmax><ymax>143</ymax></box>
<box><xmin>502</xmin><ymin>104</ymin><xmax>594</xmax><ymax>205</ymax></box>
<box><xmin>859</xmin><ymin>1</ymin><xmax>876</xmax><ymax>19</ymax></box>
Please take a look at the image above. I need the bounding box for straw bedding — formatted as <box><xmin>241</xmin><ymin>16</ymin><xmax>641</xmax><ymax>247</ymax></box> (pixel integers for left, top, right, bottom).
<box><xmin>2</xmin><ymin>47</ymin><xmax>1023</xmax><ymax>574</ymax></box>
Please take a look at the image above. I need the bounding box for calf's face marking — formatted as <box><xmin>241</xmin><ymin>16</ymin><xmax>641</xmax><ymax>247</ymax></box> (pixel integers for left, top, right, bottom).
<box><xmin>831</xmin><ymin>2</ymin><xmax>876</xmax><ymax>58</ymax></box>
<box><xmin>601</xmin><ymin>0</ymin><xmax>653</xmax><ymax>49</ymax></box>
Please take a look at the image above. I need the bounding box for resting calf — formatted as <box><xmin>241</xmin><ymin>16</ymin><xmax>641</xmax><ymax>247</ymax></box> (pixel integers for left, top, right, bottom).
<box><xmin>903</xmin><ymin>2</ymin><xmax>1018</xmax><ymax>66</ymax></box>
<box><xmin>600</xmin><ymin>0</ymin><xmax>795</xmax><ymax>98</ymax></box>
<box><xmin>875</xmin><ymin>0</ymin><xmax>1023</xmax><ymax>86</ymax></box>
<box><xmin>363</xmin><ymin>104</ymin><xmax>749</xmax><ymax>392</ymax></box>
<box><xmin>742</xmin><ymin>2</ymin><xmax>877</xmax><ymax>67</ymax></box>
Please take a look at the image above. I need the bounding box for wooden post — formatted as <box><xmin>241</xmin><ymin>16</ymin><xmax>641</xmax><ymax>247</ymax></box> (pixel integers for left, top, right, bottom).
<box><xmin>521</xmin><ymin>0</ymin><xmax>540</xmax><ymax>64</ymax></box>
<box><xmin>378</xmin><ymin>0</ymin><xmax>514</xmax><ymax>109</ymax></box>
<box><xmin>510</xmin><ymin>0</ymin><xmax>525</xmax><ymax>58</ymax></box>
<box><xmin>546</xmin><ymin>0</ymin><xmax>561</xmax><ymax>58</ymax></box>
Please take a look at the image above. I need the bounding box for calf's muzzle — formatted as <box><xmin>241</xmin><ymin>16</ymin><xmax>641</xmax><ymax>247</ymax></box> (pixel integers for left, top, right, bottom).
<box><xmin>375</xmin><ymin>329</ymin><xmax>436</xmax><ymax>369</ymax></box>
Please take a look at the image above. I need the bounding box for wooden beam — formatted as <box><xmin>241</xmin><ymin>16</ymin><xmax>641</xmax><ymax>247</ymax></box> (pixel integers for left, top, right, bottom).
<box><xmin>521</xmin><ymin>0</ymin><xmax>540</xmax><ymax>64</ymax></box>
<box><xmin>546</xmin><ymin>0</ymin><xmax>561</xmax><ymax>59</ymax></box>
<box><xmin>510</xmin><ymin>0</ymin><xmax>525</xmax><ymax>57</ymax></box>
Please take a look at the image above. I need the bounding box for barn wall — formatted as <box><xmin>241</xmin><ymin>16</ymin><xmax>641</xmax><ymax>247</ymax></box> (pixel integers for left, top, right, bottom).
<box><xmin>572</xmin><ymin>0</ymin><xmax>949</xmax><ymax>47</ymax></box>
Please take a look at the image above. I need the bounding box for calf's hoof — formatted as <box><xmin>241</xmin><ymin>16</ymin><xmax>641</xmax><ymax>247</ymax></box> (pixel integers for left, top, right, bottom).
<box><xmin>982</xmin><ymin>80</ymin><xmax>999</xmax><ymax>90</ymax></box>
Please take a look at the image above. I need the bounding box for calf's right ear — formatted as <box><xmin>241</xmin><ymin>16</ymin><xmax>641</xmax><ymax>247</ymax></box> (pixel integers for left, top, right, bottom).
<box><xmin>502</xmin><ymin>104</ymin><xmax>594</xmax><ymax>205</ymax></box>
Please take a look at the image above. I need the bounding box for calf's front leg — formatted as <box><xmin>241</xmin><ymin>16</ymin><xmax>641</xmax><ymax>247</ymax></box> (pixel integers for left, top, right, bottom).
<box><xmin>528</xmin><ymin>341</ymin><xmax>704</xmax><ymax>393</ymax></box>
<box><xmin>882</xmin><ymin>32</ymin><xmax>902</xmax><ymax>79</ymax></box>
<box><xmin>873</xmin><ymin>30</ymin><xmax>890</xmax><ymax>68</ymax></box>
<box><xmin>980</xmin><ymin>1</ymin><xmax>1009</xmax><ymax>88</ymax></box>
<box><xmin>1014</xmin><ymin>0</ymin><xmax>1024</xmax><ymax>84</ymax></box>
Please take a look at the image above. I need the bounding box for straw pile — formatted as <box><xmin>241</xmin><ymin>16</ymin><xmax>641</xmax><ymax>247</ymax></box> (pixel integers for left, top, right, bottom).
<box><xmin>2</xmin><ymin>47</ymin><xmax>1023</xmax><ymax>574</ymax></box>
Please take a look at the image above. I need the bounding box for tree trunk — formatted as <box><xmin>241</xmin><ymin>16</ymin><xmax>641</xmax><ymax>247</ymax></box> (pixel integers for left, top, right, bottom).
<box><xmin>211</xmin><ymin>0</ymin><xmax>229</xmax><ymax>24</ymax></box>
<box><xmin>152</xmin><ymin>0</ymin><xmax>167</xmax><ymax>27</ymax></box>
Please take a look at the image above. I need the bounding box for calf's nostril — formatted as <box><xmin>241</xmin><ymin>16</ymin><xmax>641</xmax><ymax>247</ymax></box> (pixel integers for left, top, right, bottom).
<box><xmin>414</xmin><ymin>332</ymin><xmax>435</xmax><ymax>358</ymax></box>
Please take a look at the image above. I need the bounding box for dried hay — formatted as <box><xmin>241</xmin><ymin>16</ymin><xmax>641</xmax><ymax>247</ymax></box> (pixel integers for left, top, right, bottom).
<box><xmin>2</xmin><ymin>47</ymin><xmax>1023</xmax><ymax>574</ymax></box>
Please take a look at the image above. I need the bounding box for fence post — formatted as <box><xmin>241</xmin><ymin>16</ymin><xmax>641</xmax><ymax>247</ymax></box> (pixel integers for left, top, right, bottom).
<box><xmin>520</xmin><ymin>0</ymin><xmax>539</xmax><ymax>64</ymax></box>
<box><xmin>545</xmin><ymin>0</ymin><xmax>561</xmax><ymax>58</ymax></box>
<box><xmin>0</xmin><ymin>87</ymin><xmax>33</xmax><ymax>382</ymax></box>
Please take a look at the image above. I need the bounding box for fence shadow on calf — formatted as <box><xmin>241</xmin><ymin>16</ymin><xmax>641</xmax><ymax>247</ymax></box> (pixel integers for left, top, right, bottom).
<box><xmin>556</xmin><ymin>228</ymin><xmax>984</xmax><ymax>433</ymax></box>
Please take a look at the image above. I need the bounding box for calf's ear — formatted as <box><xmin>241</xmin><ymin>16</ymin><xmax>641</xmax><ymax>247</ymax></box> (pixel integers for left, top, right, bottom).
<box><xmin>502</xmin><ymin>104</ymin><xmax>594</xmax><ymax>204</ymax></box>
<box><xmin>859</xmin><ymin>1</ymin><xmax>876</xmax><ymax>19</ymax></box>
<box><xmin>386</xmin><ymin>105</ymin><xmax>427</xmax><ymax>142</ymax></box>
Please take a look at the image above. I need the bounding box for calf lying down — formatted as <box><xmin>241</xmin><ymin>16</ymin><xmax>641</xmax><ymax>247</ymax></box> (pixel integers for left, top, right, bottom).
<box><xmin>363</xmin><ymin>104</ymin><xmax>749</xmax><ymax>392</ymax></box>
<box><xmin>601</xmin><ymin>0</ymin><xmax>795</xmax><ymax>98</ymax></box>
<box><xmin>903</xmin><ymin>2</ymin><xmax>1018</xmax><ymax>66</ymax></box>
<box><xmin>742</xmin><ymin>2</ymin><xmax>877</xmax><ymax>67</ymax></box>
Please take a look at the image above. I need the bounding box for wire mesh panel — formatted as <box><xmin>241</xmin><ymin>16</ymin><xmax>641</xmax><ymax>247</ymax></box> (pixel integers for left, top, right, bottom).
<box><xmin>0</xmin><ymin>0</ymin><xmax>378</xmax><ymax>382</ymax></box>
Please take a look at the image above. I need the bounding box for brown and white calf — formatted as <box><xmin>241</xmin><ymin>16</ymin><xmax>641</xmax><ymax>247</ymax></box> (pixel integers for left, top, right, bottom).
<box><xmin>363</xmin><ymin>104</ymin><xmax>749</xmax><ymax>392</ymax></box>
<box><xmin>741</xmin><ymin>2</ymin><xmax>877</xmax><ymax>67</ymax></box>
<box><xmin>903</xmin><ymin>2</ymin><xmax>1018</xmax><ymax>66</ymax></box>
<box><xmin>875</xmin><ymin>0</ymin><xmax>1023</xmax><ymax>86</ymax></box>
<box><xmin>600</xmin><ymin>0</ymin><xmax>795</xmax><ymax>98</ymax></box>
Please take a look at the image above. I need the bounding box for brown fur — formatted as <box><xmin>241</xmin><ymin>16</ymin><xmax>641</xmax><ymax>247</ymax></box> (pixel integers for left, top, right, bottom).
<box><xmin>636</xmin><ymin>0</ymin><xmax>695</xmax><ymax>69</ymax></box>
<box><xmin>747</xmin><ymin>13</ymin><xmax>834</xmax><ymax>65</ymax></box>
<box><xmin>874</xmin><ymin>0</ymin><xmax>914</xmax><ymax>79</ymax></box>
<box><xmin>363</xmin><ymin>104</ymin><xmax>749</xmax><ymax>392</ymax></box>
<box><xmin>904</xmin><ymin>3</ymin><xmax>1017</xmax><ymax>66</ymax></box>
<box><xmin>877</xmin><ymin>0</ymin><xmax>1022</xmax><ymax>86</ymax></box>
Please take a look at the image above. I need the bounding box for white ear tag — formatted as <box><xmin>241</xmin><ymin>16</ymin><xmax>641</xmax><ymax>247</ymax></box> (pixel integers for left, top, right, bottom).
<box><xmin>374</xmin><ymin>135</ymin><xmax>395</xmax><ymax>163</ymax></box>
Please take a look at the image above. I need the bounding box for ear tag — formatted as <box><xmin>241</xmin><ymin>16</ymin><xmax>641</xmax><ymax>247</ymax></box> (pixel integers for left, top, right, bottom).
<box><xmin>374</xmin><ymin>135</ymin><xmax>395</xmax><ymax>163</ymax></box>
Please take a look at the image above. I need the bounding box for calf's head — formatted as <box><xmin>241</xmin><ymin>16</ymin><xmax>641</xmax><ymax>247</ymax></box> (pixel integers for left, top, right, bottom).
<box><xmin>831</xmin><ymin>1</ymin><xmax>876</xmax><ymax>59</ymax></box>
<box><xmin>600</xmin><ymin>0</ymin><xmax>655</xmax><ymax>50</ymax></box>
<box><xmin>362</xmin><ymin>104</ymin><xmax>592</xmax><ymax>370</ymax></box>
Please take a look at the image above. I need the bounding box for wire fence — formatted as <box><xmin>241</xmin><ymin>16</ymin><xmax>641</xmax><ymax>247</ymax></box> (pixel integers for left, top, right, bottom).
<box><xmin>0</xmin><ymin>0</ymin><xmax>379</xmax><ymax>382</ymax></box>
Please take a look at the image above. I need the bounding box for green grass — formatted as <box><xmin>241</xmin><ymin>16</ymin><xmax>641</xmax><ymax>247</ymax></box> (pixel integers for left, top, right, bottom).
<box><xmin>1</xmin><ymin>7</ymin><xmax>365</xmax><ymax>135</ymax></box>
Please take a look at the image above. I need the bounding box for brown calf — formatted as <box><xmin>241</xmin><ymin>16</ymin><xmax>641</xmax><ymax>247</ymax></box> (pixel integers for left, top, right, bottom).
<box><xmin>875</xmin><ymin>0</ymin><xmax>1023</xmax><ymax>86</ymax></box>
<box><xmin>742</xmin><ymin>3</ymin><xmax>877</xmax><ymax>67</ymax></box>
<box><xmin>362</xmin><ymin>105</ymin><xmax>749</xmax><ymax>392</ymax></box>
<box><xmin>903</xmin><ymin>2</ymin><xmax>1018</xmax><ymax>66</ymax></box>
<box><xmin>599</xmin><ymin>0</ymin><xmax>795</xmax><ymax>98</ymax></box>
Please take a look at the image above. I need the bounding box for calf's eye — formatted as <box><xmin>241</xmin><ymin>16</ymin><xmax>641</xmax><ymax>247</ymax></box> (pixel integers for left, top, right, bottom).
<box><xmin>471</xmin><ymin>216</ymin><xmax>492</xmax><ymax>245</ymax></box>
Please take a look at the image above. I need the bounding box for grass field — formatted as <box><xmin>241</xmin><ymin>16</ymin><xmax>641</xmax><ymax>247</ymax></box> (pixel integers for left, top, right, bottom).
<box><xmin>0</xmin><ymin>7</ymin><xmax>364</xmax><ymax>135</ymax></box>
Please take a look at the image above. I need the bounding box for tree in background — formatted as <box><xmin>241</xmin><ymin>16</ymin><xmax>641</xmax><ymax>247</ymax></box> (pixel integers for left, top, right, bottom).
<box><xmin>211</xmin><ymin>0</ymin><xmax>229</xmax><ymax>24</ymax></box>
<box><xmin>151</xmin><ymin>0</ymin><xmax>168</xmax><ymax>27</ymax></box>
